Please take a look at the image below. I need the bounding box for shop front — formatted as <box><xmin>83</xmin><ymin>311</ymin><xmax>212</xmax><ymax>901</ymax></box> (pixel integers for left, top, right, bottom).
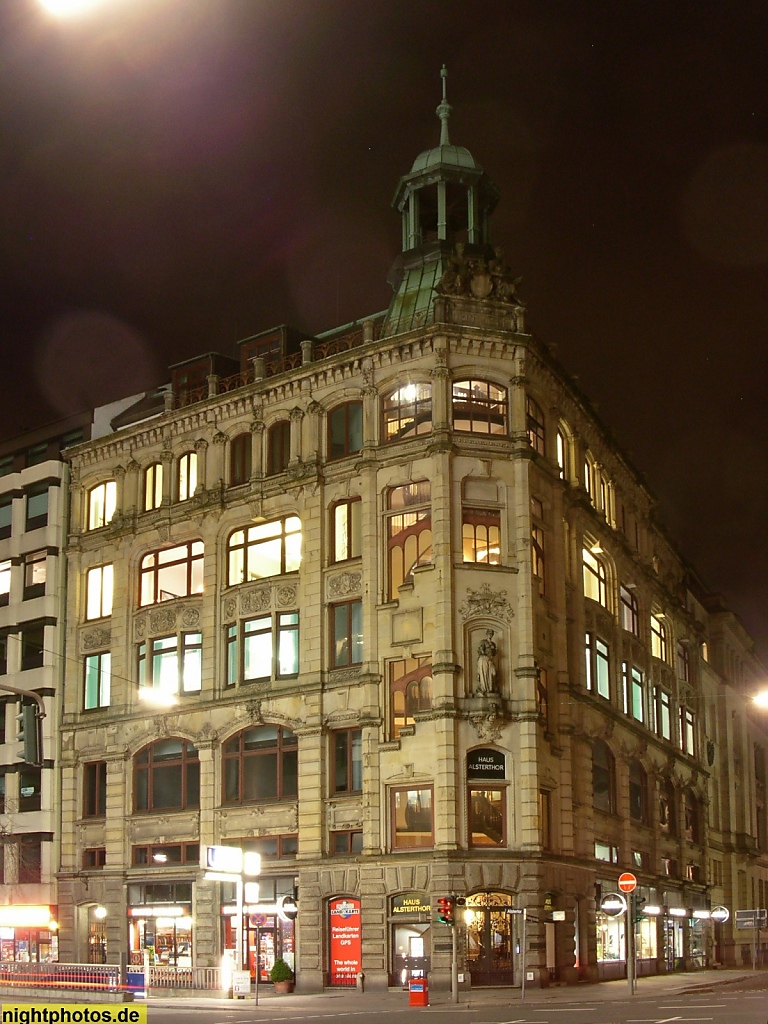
<box><xmin>127</xmin><ymin>882</ymin><xmax>193</xmax><ymax>966</ymax></box>
<box><xmin>464</xmin><ymin>891</ymin><xmax>515</xmax><ymax>986</ymax></box>
<box><xmin>389</xmin><ymin>891</ymin><xmax>431</xmax><ymax>986</ymax></box>
<box><xmin>0</xmin><ymin>905</ymin><xmax>58</xmax><ymax>963</ymax></box>
<box><xmin>222</xmin><ymin>875</ymin><xmax>296</xmax><ymax>981</ymax></box>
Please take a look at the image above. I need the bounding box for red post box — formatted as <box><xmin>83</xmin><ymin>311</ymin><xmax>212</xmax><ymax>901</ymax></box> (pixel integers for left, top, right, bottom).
<box><xmin>409</xmin><ymin>977</ymin><xmax>429</xmax><ymax>1006</ymax></box>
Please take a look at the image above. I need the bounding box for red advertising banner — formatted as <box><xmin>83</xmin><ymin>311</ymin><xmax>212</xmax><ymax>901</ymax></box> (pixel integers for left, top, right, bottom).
<box><xmin>329</xmin><ymin>897</ymin><xmax>362</xmax><ymax>981</ymax></box>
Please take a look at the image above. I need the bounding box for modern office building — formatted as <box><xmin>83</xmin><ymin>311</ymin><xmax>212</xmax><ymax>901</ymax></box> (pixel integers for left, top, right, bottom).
<box><xmin>54</xmin><ymin>80</ymin><xmax>767</xmax><ymax>988</ymax></box>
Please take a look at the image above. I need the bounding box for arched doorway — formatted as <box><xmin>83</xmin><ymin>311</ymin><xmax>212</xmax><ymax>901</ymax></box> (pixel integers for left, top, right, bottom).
<box><xmin>465</xmin><ymin>891</ymin><xmax>515</xmax><ymax>985</ymax></box>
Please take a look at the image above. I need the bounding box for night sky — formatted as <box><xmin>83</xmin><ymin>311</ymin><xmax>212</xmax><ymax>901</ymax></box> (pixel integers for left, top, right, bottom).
<box><xmin>0</xmin><ymin>1</ymin><xmax>766</xmax><ymax>660</ymax></box>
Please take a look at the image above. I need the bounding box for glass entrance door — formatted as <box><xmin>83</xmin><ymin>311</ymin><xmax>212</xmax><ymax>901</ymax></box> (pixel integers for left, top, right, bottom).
<box><xmin>465</xmin><ymin>892</ymin><xmax>514</xmax><ymax>985</ymax></box>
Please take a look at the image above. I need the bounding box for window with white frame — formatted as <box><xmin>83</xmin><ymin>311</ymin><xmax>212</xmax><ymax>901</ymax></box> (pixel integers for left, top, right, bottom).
<box><xmin>226</xmin><ymin>612</ymin><xmax>300</xmax><ymax>684</ymax></box>
<box><xmin>585</xmin><ymin>633</ymin><xmax>610</xmax><ymax>699</ymax></box>
<box><xmin>583</xmin><ymin>547</ymin><xmax>607</xmax><ymax>606</ymax></box>
<box><xmin>87</xmin><ymin>481</ymin><xmax>116</xmax><ymax>531</ymax></box>
<box><xmin>227</xmin><ymin>516</ymin><xmax>301</xmax><ymax>585</ymax></box>
<box><xmin>84</xmin><ymin>652</ymin><xmax>111</xmax><ymax>710</ymax></box>
<box><xmin>653</xmin><ymin>685</ymin><xmax>672</xmax><ymax>741</ymax></box>
<box><xmin>177</xmin><ymin>451</ymin><xmax>198</xmax><ymax>501</ymax></box>
<box><xmin>680</xmin><ymin>705</ymin><xmax>695</xmax><ymax>755</ymax></box>
<box><xmin>622</xmin><ymin>662</ymin><xmax>645</xmax><ymax>722</ymax></box>
<box><xmin>0</xmin><ymin>559</ymin><xmax>10</xmax><ymax>604</ymax></box>
<box><xmin>138</xmin><ymin>632</ymin><xmax>202</xmax><ymax>695</ymax></box>
<box><xmin>86</xmin><ymin>564</ymin><xmax>113</xmax><ymax>620</ymax></box>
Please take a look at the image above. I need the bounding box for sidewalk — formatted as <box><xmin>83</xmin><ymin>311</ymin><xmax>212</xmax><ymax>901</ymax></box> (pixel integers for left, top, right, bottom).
<box><xmin>144</xmin><ymin>968</ymin><xmax>767</xmax><ymax>1010</ymax></box>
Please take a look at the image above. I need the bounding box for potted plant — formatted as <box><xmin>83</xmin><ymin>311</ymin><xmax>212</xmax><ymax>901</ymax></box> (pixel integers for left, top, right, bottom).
<box><xmin>270</xmin><ymin>956</ymin><xmax>294</xmax><ymax>994</ymax></box>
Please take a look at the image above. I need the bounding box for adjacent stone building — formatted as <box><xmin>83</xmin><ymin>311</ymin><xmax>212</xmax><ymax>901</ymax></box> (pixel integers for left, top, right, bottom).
<box><xmin>53</xmin><ymin>79</ymin><xmax>768</xmax><ymax>988</ymax></box>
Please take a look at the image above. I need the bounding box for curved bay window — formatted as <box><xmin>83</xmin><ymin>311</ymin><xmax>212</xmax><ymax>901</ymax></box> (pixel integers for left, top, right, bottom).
<box><xmin>390</xmin><ymin>656</ymin><xmax>432</xmax><ymax>738</ymax></box>
<box><xmin>230</xmin><ymin>432</ymin><xmax>252</xmax><ymax>485</ymax></box>
<box><xmin>328</xmin><ymin>402</ymin><xmax>363</xmax><ymax>459</ymax></box>
<box><xmin>592</xmin><ymin>739</ymin><xmax>615</xmax><ymax>814</ymax></box>
<box><xmin>223</xmin><ymin>725</ymin><xmax>298</xmax><ymax>804</ymax></box>
<box><xmin>526</xmin><ymin>396</ymin><xmax>545</xmax><ymax>454</ymax></box>
<box><xmin>468</xmin><ymin>788</ymin><xmax>505</xmax><ymax>847</ymax></box>
<box><xmin>387</xmin><ymin>483</ymin><xmax>432</xmax><ymax>599</ymax></box>
<box><xmin>267</xmin><ymin>421</ymin><xmax>290</xmax><ymax>476</ymax></box>
<box><xmin>382</xmin><ymin>383</ymin><xmax>432</xmax><ymax>442</ymax></box>
<box><xmin>452</xmin><ymin>380</ymin><xmax>507</xmax><ymax>434</ymax></box>
<box><xmin>134</xmin><ymin>739</ymin><xmax>199</xmax><ymax>812</ymax></box>
<box><xmin>228</xmin><ymin>516</ymin><xmax>301</xmax><ymax>585</ymax></box>
<box><xmin>629</xmin><ymin>761</ymin><xmax>648</xmax><ymax>824</ymax></box>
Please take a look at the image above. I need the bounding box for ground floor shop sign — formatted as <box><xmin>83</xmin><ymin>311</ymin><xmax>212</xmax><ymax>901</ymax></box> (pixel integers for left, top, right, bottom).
<box><xmin>329</xmin><ymin>897</ymin><xmax>361</xmax><ymax>986</ymax></box>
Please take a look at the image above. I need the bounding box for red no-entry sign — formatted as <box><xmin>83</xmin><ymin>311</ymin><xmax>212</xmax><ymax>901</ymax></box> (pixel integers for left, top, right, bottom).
<box><xmin>618</xmin><ymin>872</ymin><xmax>637</xmax><ymax>893</ymax></box>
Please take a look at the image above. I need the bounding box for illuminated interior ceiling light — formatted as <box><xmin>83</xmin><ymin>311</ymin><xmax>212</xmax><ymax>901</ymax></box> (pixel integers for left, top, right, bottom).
<box><xmin>668</xmin><ymin>906</ymin><xmax>686</xmax><ymax>917</ymax></box>
<box><xmin>643</xmin><ymin>905</ymin><xmax>661</xmax><ymax>916</ymax></box>
<box><xmin>152</xmin><ymin>853</ymin><xmax>168</xmax><ymax>863</ymax></box>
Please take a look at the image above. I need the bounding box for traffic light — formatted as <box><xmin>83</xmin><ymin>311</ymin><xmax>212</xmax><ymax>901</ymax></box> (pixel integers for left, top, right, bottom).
<box><xmin>437</xmin><ymin>896</ymin><xmax>455</xmax><ymax>925</ymax></box>
<box><xmin>16</xmin><ymin>702</ymin><xmax>41</xmax><ymax>766</ymax></box>
<box><xmin>634</xmin><ymin>896</ymin><xmax>647</xmax><ymax>923</ymax></box>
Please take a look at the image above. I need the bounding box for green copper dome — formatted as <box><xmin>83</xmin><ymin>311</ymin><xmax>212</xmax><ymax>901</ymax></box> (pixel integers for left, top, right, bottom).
<box><xmin>410</xmin><ymin>142</ymin><xmax>480</xmax><ymax>174</ymax></box>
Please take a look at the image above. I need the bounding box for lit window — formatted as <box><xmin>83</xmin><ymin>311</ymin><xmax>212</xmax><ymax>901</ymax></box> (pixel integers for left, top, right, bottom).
<box><xmin>86</xmin><ymin>564</ymin><xmax>113</xmax><ymax>620</ymax></box>
<box><xmin>468</xmin><ymin>788</ymin><xmax>505</xmax><ymax>847</ymax></box>
<box><xmin>138</xmin><ymin>632</ymin><xmax>202</xmax><ymax>695</ymax></box>
<box><xmin>585</xmin><ymin>633</ymin><xmax>610</xmax><ymax>699</ymax></box>
<box><xmin>382</xmin><ymin>383</ymin><xmax>432</xmax><ymax>442</ymax></box>
<box><xmin>144</xmin><ymin>463</ymin><xmax>163</xmax><ymax>511</ymax></box>
<box><xmin>84</xmin><ymin>651</ymin><xmax>111</xmax><ymax>709</ymax></box>
<box><xmin>650</xmin><ymin>613</ymin><xmax>667</xmax><ymax>661</ymax></box>
<box><xmin>226</xmin><ymin>612</ymin><xmax>300</xmax><ymax>684</ymax></box>
<box><xmin>582</xmin><ymin>547</ymin><xmax>607</xmax><ymax>606</ymax></box>
<box><xmin>328</xmin><ymin>402</ymin><xmax>363</xmax><ymax>459</ymax></box>
<box><xmin>177</xmin><ymin>451</ymin><xmax>198</xmax><ymax>501</ymax></box>
<box><xmin>620</xmin><ymin>585</ymin><xmax>639</xmax><ymax>635</ymax></box>
<box><xmin>680</xmin><ymin>706</ymin><xmax>695</xmax><ymax>755</ymax></box>
<box><xmin>390</xmin><ymin>656</ymin><xmax>432</xmax><ymax>737</ymax></box>
<box><xmin>594</xmin><ymin>841</ymin><xmax>618</xmax><ymax>863</ymax></box>
<box><xmin>87</xmin><ymin>481</ymin><xmax>116</xmax><ymax>531</ymax></box>
<box><xmin>452</xmin><ymin>380</ymin><xmax>507</xmax><ymax>434</ymax></box>
<box><xmin>23</xmin><ymin>550</ymin><xmax>47</xmax><ymax>600</ymax></box>
<box><xmin>556</xmin><ymin>429</ymin><xmax>568</xmax><ymax>479</ymax></box>
<box><xmin>584</xmin><ymin>455</ymin><xmax>596</xmax><ymax>504</ymax></box>
<box><xmin>531</xmin><ymin>524</ymin><xmax>545</xmax><ymax>593</ymax></box>
<box><xmin>387</xmin><ymin>483</ymin><xmax>432</xmax><ymax>599</ymax></box>
<box><xmin>267</xmin><ymin>421</ymin><xmax>290</xmax><ymax>475</ymax></box>
<box><xmin>391</xmin><ymin>786</ymin><xmax>433</xmax><ymax>849</ymax></box>
<box><xmin>462</xmin><ymin>508</ymin><xmax>501</xmax><ymax>564</ymax></box>
<box><xmin>140</xmin><ymin>541</ymin><xmax>204</xmax><ymax>605</ymax></box>
<box><xmin>230</xmin><ymin>433</ymin><xmax>252</xmax><ymax>485</ymax></box>
<box><xmin>332</xmin><ymin>729</ymin><xmax>363</xmax><ymax>794</ymax></box>
<box><xmin>222</xmin><ymin>726</ymin><xmax>298</xmax><ymax>804</ymax></box>
<box><xmin>0</xmin><ymin>559</ymin><xmax>10</xmax><ymax>604</ymax></box>
<box><xmin>653</xmin><ymin>685</ymin><xmax>672</xmax><ymax>741</ymax></box>
<box><xmin>526</xmin><ymin>396</ymin><xmax>545</xmax><ymax>454</ymax></box>
<box><xmin>331</xmin><ymin>499</ymin><xmax>362</xmax><ymax>563</ymax></box>
<box><xmin>539</xmin><ymin>789</ymin><xmax>551</xmax><ymax>849</ymax></box>
<box><xmin>227</xmin><ymin>517</ymin><xmax>301</xmax><ymax>585</ymax></box>
<box><xmin>622</xmin><ymin>663</ymin><xmax>645</xmax><ymax>722</ymax></box>
<box><xmin>331</xmin><ymin>601</ymin><xmax>362</xmax><ymax>668</ymax></box>
<box><xmin>592</xmin><ymin>740</ymin><xmax>615</xmax><ymax>814</ymax></box>
<box><xmin>134</xmin><ymin>739</ymin><xmax>200</xmax><ymax>812</ymax></box>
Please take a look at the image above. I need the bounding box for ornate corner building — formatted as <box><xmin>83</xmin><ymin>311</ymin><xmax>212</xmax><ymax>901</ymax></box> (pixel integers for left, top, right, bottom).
<box><xmin>50</xmin><ymin>75</ymin><xmax>767</xmax><ymax>989</ymax></box>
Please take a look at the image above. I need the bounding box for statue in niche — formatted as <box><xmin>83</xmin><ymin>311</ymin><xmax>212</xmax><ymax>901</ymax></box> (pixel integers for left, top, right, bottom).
<box><xmin>475</xmin><ymin>629</ymin><xmax>498</xmax><ymax>695</ymax></box>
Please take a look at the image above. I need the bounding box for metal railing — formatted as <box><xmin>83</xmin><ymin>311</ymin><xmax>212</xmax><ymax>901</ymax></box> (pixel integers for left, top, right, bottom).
<box><xmin>0</xmin><ymin>962</ymin><xmax>119</xmax><ymax>991</ymax></box>
<box><xmin>148</xmin><ymin>965</ymin><xmax>224</xmax><ymax>990</ymax></box>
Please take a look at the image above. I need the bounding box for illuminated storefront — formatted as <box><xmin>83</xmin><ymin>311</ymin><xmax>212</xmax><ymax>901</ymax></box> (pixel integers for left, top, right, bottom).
<box><xmin>389</xmin><ymin>891</ymin><xmax>430</xmax><ymax>985</ymax></box>
<box><xmin>127</xmin><ymin>883</ymin><xmax>193</xmax><ymax>966</ymax></box>
<box><xmin>0</xmin><ymin>906</ymin><xmax>58</xmax><ymax>963</ymax></box>
<box><xmin>221</xmin><ymin>875</ymin><xmax>296</xmax><ymax>981</ymax></box>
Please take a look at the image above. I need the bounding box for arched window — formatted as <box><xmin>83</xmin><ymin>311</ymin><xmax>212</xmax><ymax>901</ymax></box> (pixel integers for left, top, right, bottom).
<box><xmin>267</xmin><ymin>422</ymin><xmax>290</xmax><ymax>476</ymax></box>
<box><xmin>583</xmin><ymin>547</ymin><xmax>608</xmax><ymax>606</ymax></box>
<box><xmin>227</xmin><ymin>516</ymin><xmax>301</xmax><ymax>585</ymax></box>
<box><xmin>683</xmin><ymin>789</ymin><xmax>700</xmax><ymax>843</ymax></box>
<box><xmin>382</xmin><ymin>383</ymin><xmax>432</xmax><ymax>442</ymax></box>
<box><xmin>230</xmin><ymin>433</ymin><xmax>252</xmax><ymax>486</ymax></box>
<box><xmin>659</xmin><ymin>778</ymin><xmax>676</xmax><ymax>835</ymax></box>
<box><xmin>592</xmin><ymin>739</ymin><xmax>615</xmax><ymax>814</ymax></box>
<box><xmin>584</xmin><ymin>453</ymin><xmax>597</xmax><ymax>505</ymax></box>
<box><xmin>134</xmin><ymin>739</ymin><xmax>199</xmax><ymax>812</ymax></box>
<box><xmin>386</xmin><ymin>483</ymin><xmax>432</xmax><ymax>599</ymax></box>
<box><xmin>629</xmin><ymin>761</ymin><xmax>647</xmax><ymax>823</ymax></box>
<box><xmin>222</xmin><ymin>725</ymin><xmax>298</xmax><ymax>804</ymax></box>
<box><xmin>452</xmin><ymin>380</ymin><xmax>507</xmax><ymax>434</ymax></box>
<box><xmin>144</xmin><ymin>463</ymin><xmax>163</xmax><ymax>511</ymax></box>
<box><xmin>390</xmin><ymin>656</ymin><xmax>432</xmax><ymax>738</ymax></box>
<box><xmin>87</xmin><ymin>481</ymin><xmax>116</xmax><ymax>531</ymax></box>
<box><xmin>651</xmin><ymin>613</ymin><xmax>668</xmax><ymax>661</ymax></box>
<box><xmin>328</xmin><ymin>402</ymin><xmax>363</xmax><ymax>459</ymax></box>
<box><xmin>526</xmin><ymin>396</ymin><xmax>545</xmax><ymax>454</ymax></box>
<box><xmin>177</xmin><ymin>452</ymin><xmax>198</xmax><ymax>501</ymax></box>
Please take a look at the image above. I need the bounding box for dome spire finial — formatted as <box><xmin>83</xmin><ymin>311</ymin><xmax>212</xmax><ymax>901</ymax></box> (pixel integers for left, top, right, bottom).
<box><xmin>436</xmin><ymin>64</ymin><xmax>452</xmax><ymax>146</ymax></box>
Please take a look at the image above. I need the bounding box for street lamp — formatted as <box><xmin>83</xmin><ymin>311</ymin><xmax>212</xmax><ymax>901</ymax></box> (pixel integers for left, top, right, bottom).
<box><xmin>753</xmin><ymin>690</ymin><xmax>768</xmax><ymax>709</ymax></box>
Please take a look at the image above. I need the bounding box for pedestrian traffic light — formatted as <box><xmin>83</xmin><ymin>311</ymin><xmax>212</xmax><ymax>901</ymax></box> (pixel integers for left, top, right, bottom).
<box><xmin>634</xmin><ymin>896</ymin><xmax>647</xmax><ymax>923</ymax></box>
<box><xmin>16</xmin><ymin>702</ymin><xmax>42</xmax><ymax>766</ymax></box>
<box><xmin>437</xmin><ymin>896</ymin><xmax>455</xmax><ymax>925</ymax></box>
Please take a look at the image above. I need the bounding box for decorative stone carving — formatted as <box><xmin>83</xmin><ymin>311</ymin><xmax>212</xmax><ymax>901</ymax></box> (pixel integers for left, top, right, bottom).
<box><xmin>241</xmin><ymin>588</ymin><xmax>270</xmax><ymax>614</ymax></box>
<box><xmin>223</xmin><ymin>598</ymin><xmax>237</xmax><ymax>620</ymax></box>
<box><xmin>245</xmin><ymin>700</ymin><xmax>263</xmax><ymax>723</ymax></box>
<box><xmin>149</xmin><ymin>608</ymin><xmax>176</xmax><ymax>633</ymax></box>
<box><xmin>328</xmin><ymin>571</ymin><xmax>362</xmax><ymax>597</ymax></box>
<box><xmin>82</xmin><ymin>628</ymin><xmax>111</xmax><ymax>651</ymax></box>
<box><xmin>470</xmin><ymin>711</ymin><xmax>504</xmax><ymax>744</ymax></box>
<box><xmin>436</xmin><ymin>244</ymin><xmax>524</xmax><ymax>306</ymax></box>
<box><xmin>135</xmin><ymin>616</ymin><xmax>147</xmax><ymax>640</ymax></box>
<box><xmin>276</xmin><ymin>584</ymin><xmax>298</xmax><ymax>607</ymax></box>
<box><xmin>460</xmin><ymin>584</ymin><xmax>513</xmax><ymax>621</ymax></box>
<box><xmin>180</xmin><ymin>606</ymin><xmax>200</xmax><ymax>628</ymax></box>
<box><xmin>475</xmin><ymin>630</ymin><xmax>498</xmax><ymax>695</ymax></box>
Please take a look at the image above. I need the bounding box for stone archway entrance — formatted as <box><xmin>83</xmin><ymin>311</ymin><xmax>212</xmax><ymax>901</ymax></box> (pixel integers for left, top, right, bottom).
<box><xmin>464</xmin><ymin>891</ymin><xmax>515</xmax><ymax>986</ymax></box>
